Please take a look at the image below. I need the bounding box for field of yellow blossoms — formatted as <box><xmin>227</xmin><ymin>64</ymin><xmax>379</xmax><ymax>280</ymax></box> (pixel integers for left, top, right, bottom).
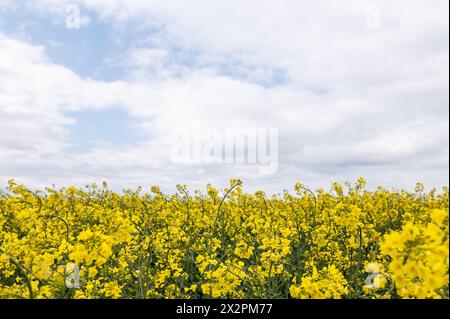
<box><xmin>0</xmin><ymin>178</ymin><xmax>448</xmax><ymax>299</ymax></box>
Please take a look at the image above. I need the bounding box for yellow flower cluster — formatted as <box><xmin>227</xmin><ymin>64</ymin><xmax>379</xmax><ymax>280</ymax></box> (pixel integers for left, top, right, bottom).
<box><xmin>289</xmin><ymin>264</ymin><xmax>348</xmax><ymax>299</ymax></box>
<box><xmin>0</xmin><ymin>179</ymin><xmax>448</xmax><ymax>299</ymax></box>
<box><xmin>380</xmin><ymin>209</ymin><xmax>449</xmax><ymax>298</ymax></box>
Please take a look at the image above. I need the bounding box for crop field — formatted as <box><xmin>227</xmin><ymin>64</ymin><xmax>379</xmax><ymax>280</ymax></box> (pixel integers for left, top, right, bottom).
<box><xmin>0</xmin><ymin>179</ymin><xmax>448</xmax><ymax>299</ymax></box>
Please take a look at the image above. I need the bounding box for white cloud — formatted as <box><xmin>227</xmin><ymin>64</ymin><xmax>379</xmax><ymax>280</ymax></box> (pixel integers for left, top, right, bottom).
<box><xmin>125</xmin><ymin>48</ymin><xmax>167</xmax><ymax>68</ymax></box>
<box><xmin>0</xmin><ymin>1</ymin><xmax>448</xmax><ymax>193</ymax></box>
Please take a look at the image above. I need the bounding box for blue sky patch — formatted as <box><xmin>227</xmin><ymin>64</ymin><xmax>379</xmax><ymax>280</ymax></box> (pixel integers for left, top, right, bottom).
<box><xmin>65</xmin><ymin>108</ymin><xmax>144</xmax><ymax>153</ymax></box>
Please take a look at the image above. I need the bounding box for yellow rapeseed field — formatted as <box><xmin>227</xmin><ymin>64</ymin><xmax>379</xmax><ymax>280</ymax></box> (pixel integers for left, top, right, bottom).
<box><xmin>0</xmin><ymin>178</ymin><xmax>448</xmax><ymax>299</ymax></box>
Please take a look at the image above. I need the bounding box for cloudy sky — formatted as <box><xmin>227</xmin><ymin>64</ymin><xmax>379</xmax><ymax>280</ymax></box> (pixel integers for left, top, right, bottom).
<box><xmin>0</xmin><ymin>0</ymin><xmax>448</xmax><ymax>193</ymax></box>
